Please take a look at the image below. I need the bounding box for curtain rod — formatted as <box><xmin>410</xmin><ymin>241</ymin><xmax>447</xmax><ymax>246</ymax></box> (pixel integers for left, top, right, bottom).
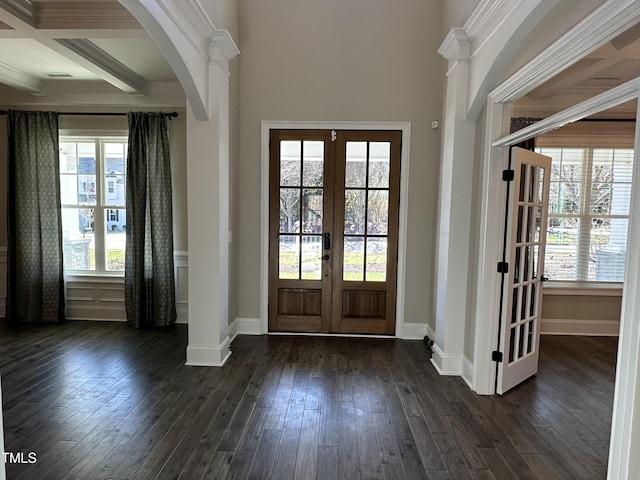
<box><xmin>0</xmin><ymin>110</ymin><xmax>178</xmax><ymax>118</ymax></box>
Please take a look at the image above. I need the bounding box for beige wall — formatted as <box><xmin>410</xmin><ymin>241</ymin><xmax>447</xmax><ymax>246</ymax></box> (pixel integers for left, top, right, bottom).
<box><xmin>235</xmin><ymin>0</ymin><xmax>445</xmax><ymax>326</ymax></box>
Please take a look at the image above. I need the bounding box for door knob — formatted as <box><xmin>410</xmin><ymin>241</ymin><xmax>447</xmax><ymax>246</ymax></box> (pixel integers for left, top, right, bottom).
<box><xmin>318</xmin><ymin>254</ymin><xmax>330</xmax><ymax>260</ymax></box>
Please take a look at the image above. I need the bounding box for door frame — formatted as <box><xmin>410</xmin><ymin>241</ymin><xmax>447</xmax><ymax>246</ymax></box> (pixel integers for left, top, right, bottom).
<box><xmin>260</xmin><ymin>121</ymin><xmax>411</xmax><ymax>337</ymax></box>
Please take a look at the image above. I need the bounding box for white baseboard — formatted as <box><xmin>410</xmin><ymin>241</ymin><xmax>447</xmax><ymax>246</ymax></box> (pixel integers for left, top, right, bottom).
<box><xmin>229</xmin><ymin>318</ymin><xmax>263</xmax><ymax>339</ymax></box>
<box><xmin>186</xmin><ymin>336</ymin><xmax>232</xmax><ymax>366</ymax></box>
<box><xmin>541</xmin><ymin>318</ymin><xmax>620</xmax><ymax>336</ymax></box>
<box><xmin>430</xmin><ymin>342</ymin><xmax>464</xmax><ymax>376</ymax></box>
<box><xmin>402</xmin><ymin>322</ymin><xmax>429</xmax><ymax>340</ymax></box>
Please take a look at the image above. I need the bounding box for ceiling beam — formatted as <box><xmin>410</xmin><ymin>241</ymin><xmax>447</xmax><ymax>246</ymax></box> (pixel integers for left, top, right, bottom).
<box><xmin>0</xmin><ymin>0</ymin><xmax>38</xmax><ymax>27</ymax></box>
<box><xmin>0</xmin><ymin>60</ymin><xmax>44</xmax><ymax>93</ymax></box>
<box><xmin>48</xmin><ymin>38</ymin><xmax>149</xmax><ymax>95</ymax></box>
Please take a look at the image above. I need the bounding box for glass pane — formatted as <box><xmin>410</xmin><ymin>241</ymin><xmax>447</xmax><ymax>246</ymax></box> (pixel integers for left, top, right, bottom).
<box><xmin>516</xmin><ymin>205</ymin><xmax>525</xmax><ymax>244</ymax></box>
<box><xmin>559</xmin><ymin>183</ymin><xmax>580</xmax><ymax>214</ymax></box>
<box><xmin>537</xmin><ymin>167</ymin><xmax>546</xmax><ymax>203</ymax></box>
<box><xmin>366</xmin><ymin>238</ymin><xmax>387</xmax><ymax>282</ymax></box>
<box><xmin>344</xmin><ymin>189</ymin><xmax>366</xmax><ymax>234</ymax></box>
<box><xmin>368</xmin><ymin>142</ymin><xmax>390</xmax><ymax>188</ymax></box>
<box><xmin>104</xmin><ymin>174</ymin><xmax>125</xmax><ymax>206</ymax></box>
<box><xmin>532</xmin><ymin>245</ymin><xmax>540</xmax><ymax>279</ymax></box>
<box><xmin>59</xmin><ymin>142</ymin><xmax>78</xmax><ymax>173</ymax></box>
<box><xmin>78</xmin><ymin>175</ymin><xmax>97</xmax><ymax>205</ymax></box>
<box><xmin>545</xmin><ymin>217</ymin><xmax>579</xmax><ymax>280</ymax></box>
<box><xmin>302</xmin><ymin>141</ymin><xmax>324</xmax><ymax>187</ymax></box>
<box><xmin>61</xmin><ymin>208</ymin><xmax>95</xmax><ymax>271</ymax></box>
<box><xmin>60</xmin><ymin>175</ymin><xmax>78</xmax><ymax>205</ymax></box>
<box><xmin>367</xmin><ymin>190</ymin><xmax>389</xmax><ymax>235</ymax></box>
<box><xmin>593</xmin><ymin>218</ymin><xmax>628</xmax><ymax>282</ymax></box>
<box><xmin>549</xmin><ymin>182</ymin><xmax>561</xmax><ymax>214</ymax></box>
<box><xmin>345</xmin><ymin>142</ymin><xmax>367</xmax><ymax>187</ymax></box>
<box><xmin>343</xmin><ymin>236</ymin><xmax>364</xmax><ymax>281</ymax></box>
<box><xmin>301</xmin><ymin>235</ymin><xmax>322</xmax><ymax>280</ymax></box>
<box><xmin>611</xmin><ymin>149</ymin><xmax>634</xmax><ymax>182</ymax></box>
<box><xmin>77</xmin><ymin>144</ymin><xmax>96</xmax><ymax>174</ymax></box>
<box><xmin>279</xmin><ymin>234</ymin><xmax>299</xmax><ymax>279</ymax></box>
<box><xmin>302</xmin><ymin>189</ymin><xmax>323</xmax><ymax>233</ymax></box>
<box><xmin>280</xmin><ymin>141</ymin><xmax>301</xmax><ymax>186</ymax></box>
<box><xmin>534</xmin><ymin>206</ymin><xmax>543</xmax><ymax>243</ymax></box>
<box><xmin>526</xmin><ymin>206</ymin><xmax>535</xmax><ymax>243</ymax></box>
<box><xmin>105</xmin><ymin>209</ymin><xmax>126</xmax><ymax>271</ymax></box>
<box><xmin>590</xmin><ymin>183</ymin><xmax>611</xmax><ymax>215</ymax></box>
<box><xmin>518</xmin><ymin>163</ymin><xmax>527</xmax><ymax>201</ymax></box>
<box><xmin>608</xmin><ymin>183</ymin><xmax>631</xmax><ymax>215</ymax></box>
<box><xmin>560</xmin><ymin>150</ymin><xmax>582</xmax><ymax>182</ymax></box>
<box><xmin>280</xmin><ymin>188</ymin><xmax>300</xmax><ymax>233</ymax></box>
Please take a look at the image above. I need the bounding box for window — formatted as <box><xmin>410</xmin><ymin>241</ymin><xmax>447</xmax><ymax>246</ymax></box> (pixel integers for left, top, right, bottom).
<box><xmin>537</xmin><ymin>147</ymin><xmax>633</xmax><ymax>282</ymax></box>
<box><xmin>60</xmin><ymin>138</ymin><xmax>128</xmax><ymax>273</ymax></box>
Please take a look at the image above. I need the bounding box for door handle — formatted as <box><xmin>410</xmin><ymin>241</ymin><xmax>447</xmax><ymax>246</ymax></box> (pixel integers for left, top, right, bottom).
<box><xmin>324</xmin><ymin>232</ymin><xmax>331</xmax><ymax>250</ymax></box>
<box><xmin>318</xmin><ymin>254</ymin><xmax>330</xmax><ymax>261</ymax></box>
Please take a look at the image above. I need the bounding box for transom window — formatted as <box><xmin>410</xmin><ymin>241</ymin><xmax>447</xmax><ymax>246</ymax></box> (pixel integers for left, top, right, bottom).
<box><xmin>536</xmin><ymin>147</ymin><xmax>633</xmax><ymax>282</ymax></box>
<box><xmin>60</xmin><ymin>137</ymin><xmax>128</xmax><ymax>273</ymax></box>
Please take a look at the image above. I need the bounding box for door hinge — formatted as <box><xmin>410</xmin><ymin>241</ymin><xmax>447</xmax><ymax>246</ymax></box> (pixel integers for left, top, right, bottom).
<box><xmin>492</xmin><ymin>351</ymin><xmax>503</xmax><ymax>362</ymax></box>
<box><xmin>502</xmin><ymin>169</ymin><xmax>515</xmax><ymax>182</ymax></box>
<box><xmin>331</xmin><ymin>130</ymin><xmax>336</xmax><ymax>142</ymax></box>
<box><xmin>497</xmin><ymin>262</ymin><xmax>509</xmax><ymax>273</ymax></box>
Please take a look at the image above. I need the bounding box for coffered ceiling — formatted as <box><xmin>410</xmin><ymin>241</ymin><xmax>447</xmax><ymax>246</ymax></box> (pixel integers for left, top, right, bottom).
<box><xmin>0</xmin><ymin>0</ymin><xmax>182</xmax><ymax>107</ymax></box>
<box><xmin>513</xmin><ymin>22</ymin><xmax>640</xmax><ymax>118</ymax></box>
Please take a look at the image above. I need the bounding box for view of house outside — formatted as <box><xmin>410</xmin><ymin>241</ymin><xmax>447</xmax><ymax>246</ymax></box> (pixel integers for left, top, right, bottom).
<box><xmin>60</xmin><ymin>140</ymin><xmax>127</xmax><ymax>272</ymax></box>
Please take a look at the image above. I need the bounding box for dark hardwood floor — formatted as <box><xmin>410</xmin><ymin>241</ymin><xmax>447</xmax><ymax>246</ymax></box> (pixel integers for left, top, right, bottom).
<box><xmin>0</xmin><ymin>320</ymin><xmax>617</xmax><ymax>479</ymax></box>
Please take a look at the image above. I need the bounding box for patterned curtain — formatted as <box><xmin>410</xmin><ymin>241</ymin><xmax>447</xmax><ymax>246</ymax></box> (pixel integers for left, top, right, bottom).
<box><xmin>510</xmin><ymin>117</ymin><xmax>542</xmax><ymax>151</ymax></box>
<box><xmin>6</xmin><ymin>110</ymin><xmax>65</xmax><ymax>323</ymax></box>
<box><xmin>124</xmin><ymin>112</ymin><xmax>176</xmax><ymax>328</ymax></box>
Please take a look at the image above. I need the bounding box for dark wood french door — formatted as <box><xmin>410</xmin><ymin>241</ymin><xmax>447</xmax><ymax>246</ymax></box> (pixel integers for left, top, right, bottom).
<box><xmin>268</xmin><ymin>129</ymin><xmax>401</xmax><ymax>334</ymax></box>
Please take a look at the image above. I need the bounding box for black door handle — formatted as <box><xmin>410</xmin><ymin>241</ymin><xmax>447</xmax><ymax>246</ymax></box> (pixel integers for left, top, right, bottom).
<box><xmin>318</xmin><ymin>254</ymin><xmax>330</xmax><ymax>261</ymax></box>
<box><xmin>324</xmin><ymin>232</ymin><xmax>331</xmax><ymax>250</ymax></box>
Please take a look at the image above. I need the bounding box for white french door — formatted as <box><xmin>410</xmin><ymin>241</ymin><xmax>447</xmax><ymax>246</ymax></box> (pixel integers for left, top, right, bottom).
<box><xmin>496</xmin><ymin>147</ymin><xmax>551</xmax><ymax>394</ymax></box>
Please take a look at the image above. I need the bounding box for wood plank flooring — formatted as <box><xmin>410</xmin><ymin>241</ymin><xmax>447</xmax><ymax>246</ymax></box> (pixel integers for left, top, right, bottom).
<box><xmin>0</xmin><ymin>321</ymin><xmax>617</xmax><ymax>479</ymax></box>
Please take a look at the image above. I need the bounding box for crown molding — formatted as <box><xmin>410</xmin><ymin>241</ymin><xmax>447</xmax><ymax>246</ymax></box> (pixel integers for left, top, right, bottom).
<box><xmin>54</xmin><ymin>38</ymin><xmax>149</xmax><ymax>95</ymax></box>
<box><xmin>0</xmin><ymin>60</ymin><xmax>44</xmax><ymax>93</ymax></box>
<box><xmin>491</xmin><ymin>0</ymin><xmax>640</xmax><ymax>104</ymax></box>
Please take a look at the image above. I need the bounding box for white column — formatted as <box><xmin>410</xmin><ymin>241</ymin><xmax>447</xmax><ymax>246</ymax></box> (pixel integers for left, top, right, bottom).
<box><xmin>186</xmin><ymin>32</ymin><xmax>239</xmax><ymax>366</ymax></box>
<box><xmin>432</xmin><ymin>29</ymin><xmax>475</xmax><ymax>375</ymax></box>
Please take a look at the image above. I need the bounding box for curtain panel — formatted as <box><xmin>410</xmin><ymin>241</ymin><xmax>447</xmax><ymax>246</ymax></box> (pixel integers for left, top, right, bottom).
<box><xmin>6</xmin><ymin>110</ymin><xmax>65</xmax><ymax>323</ymax></box>
<box><xmin>125</xmin><ymin>112</ymin><xmax>176</xmax><ymax>328</ymax></box>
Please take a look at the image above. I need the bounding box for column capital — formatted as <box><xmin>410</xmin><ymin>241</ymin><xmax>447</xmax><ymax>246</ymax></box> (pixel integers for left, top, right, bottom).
<box><xmin>438</xmin><ymin>28</ymin><xmax>471</xmax><ymax>64</ymax></box>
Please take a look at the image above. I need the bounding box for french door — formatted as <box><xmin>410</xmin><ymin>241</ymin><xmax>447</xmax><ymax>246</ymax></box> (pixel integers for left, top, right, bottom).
<box><xmin>268</xmin><ymin>129</ymin><xmax>401</xmax><ymax>334</ymax></box>
<box><xmin>496</xmin><ymin>147</ymin><xmax>551</xmax><ymax>394</ymax></box>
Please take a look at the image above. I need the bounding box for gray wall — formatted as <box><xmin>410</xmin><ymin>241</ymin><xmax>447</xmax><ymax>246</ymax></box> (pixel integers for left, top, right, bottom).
<box><xmin>235</xmin><ymin>0</ymin><xmax>446</xmax><ymax>327</ymax></box>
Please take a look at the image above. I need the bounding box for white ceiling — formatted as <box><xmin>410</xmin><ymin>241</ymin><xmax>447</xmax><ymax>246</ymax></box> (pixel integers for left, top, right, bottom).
<box><xmin>0</xmin><ymin>0</ymin><xmax>182</xmax><ymax>107</ymax></box>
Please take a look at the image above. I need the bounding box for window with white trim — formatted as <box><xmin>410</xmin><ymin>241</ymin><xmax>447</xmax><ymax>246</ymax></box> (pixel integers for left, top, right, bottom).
<box><xmin>60</xmin><ymin>137</ymin><xmax>128</xmax><ymax>273</ymax></box>
<box><xmin>536</xmin><ymin>147</ymin><xmax>633</xmax><ymax>282</ymax></box>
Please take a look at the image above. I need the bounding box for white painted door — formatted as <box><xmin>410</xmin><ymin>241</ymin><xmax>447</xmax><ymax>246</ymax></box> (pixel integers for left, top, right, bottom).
<box><xmin>497</xmin><ymin>147</ymin><xmax>551</xmax><ymax>394</ymax></box>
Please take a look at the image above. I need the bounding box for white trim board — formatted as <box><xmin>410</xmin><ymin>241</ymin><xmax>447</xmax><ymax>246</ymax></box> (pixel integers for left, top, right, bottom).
<box><xmin>260</xmin><ymin>121</ymin><xmax>412</xmax><ymax>338</ymax></box>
